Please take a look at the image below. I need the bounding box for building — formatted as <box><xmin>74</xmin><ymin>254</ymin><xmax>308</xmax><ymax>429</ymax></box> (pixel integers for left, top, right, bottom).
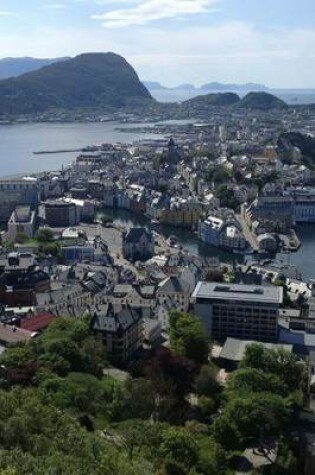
<box><xmin>61</xmin><ymin>245</ymin><xmax>95</xmax><ymax>264</ymax></box>
<box><xmin>90</xmin><ymin>303</ymin><xmax>143</xmax><ymax>364</ymax></box>
<box><xmin>44</xmin><ymin>200</ymin><xmax>78</xmax><ymax>228</ymax></box>
<box><xmin>294</xmin><ymin>195</ymin><xmax>315</xmax><ymax>223</ymax></box>
<box><xmin>0</xmin><ymin>253</ymin><xmax>50</xmax><ymax>306</ymax></box>
<box><xmin>122</xmin><ymin>227</ymin><xmax>154</xmax><ymax>262</ymax></box>
<box><xmin>192</xmin><ymin>282</ymin><xmax>283</xmax><ymax>342</ymax></box>
<box><xmin>199</xmin><ymin>210</ymin><xmax>248</xmax><ymax>252</ymax></box>
<box><xmin>156</xmin><ymin>275</ymin><xmax>191</xmax><ymax>312</ymax></box>
<box><xmin>7</xmin><ymin>206</ymin><xmax>36</xmax><ymax>241</ymax></box>
<box><xmin>0</xmin><ymin>177</ymin><xmax>38</xmax><ymax>222</ymax></box>
<box><xmin>256</xmin><ymin>233</ymin><xmax>278</xmax><ymax>252</ymax></box>
<box><xmin>243</xmin><ymin>196</ymin><xmax>294</xmax><ymax>232</ymax></box>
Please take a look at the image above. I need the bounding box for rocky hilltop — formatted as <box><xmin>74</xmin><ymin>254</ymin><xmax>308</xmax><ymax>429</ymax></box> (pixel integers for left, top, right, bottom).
<box><xmin>0</xmin><ymin>53</ymin><xmax>153</xmax><ymax>114</ymax></box>
<box><xmin>183</xmin><ymin>92</ymin><xmax>241</xmax><ymax>107</ymax></box>
<box><xmin>237</xmin><ymin>91</ymin><xmax>288</xmax><ymax>110</ymax></box>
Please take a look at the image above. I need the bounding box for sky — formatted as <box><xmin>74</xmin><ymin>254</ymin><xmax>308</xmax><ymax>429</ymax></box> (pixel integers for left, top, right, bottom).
<box><xmin>0</xmin><ymin>0</ymin><xmax>315</xmax><ymax>88</ymax></box>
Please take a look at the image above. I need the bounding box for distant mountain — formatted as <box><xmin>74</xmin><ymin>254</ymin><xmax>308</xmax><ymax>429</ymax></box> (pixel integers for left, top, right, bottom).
<box><xmin>144</xmin><ymin>81</ymin><xmax>267</xmax><ymax>93</ymax></box>
<box><xmin>0</xmin><ymin>53</ymin><xmax>153</xmax><ymax>115</ymax></box>
<box><xmin>0</xmin><ymin>57</ymin><xmax>69</xmax><ymax>79</ymax></box>
<box><xmin>143</xmin><ymin>81</ymin><xmax>165</xmax><ymax>90</ymax></box>
<box><xmin>237</xmin><ymin>92</ymin><xmax>288</xmax><ymax>110</ymax></box>
<box><xmin>143</xmin><ymin>81</ymin><xmax>196</xmax><ymax>91</ymax></box>
<box><xmin>183</xmin><ymin>92</ymin><xmax>240</xmax><ymax>107</ymax></box>
<box><xmin>173</xmin><ymin>84</ymin><xmax>196</xmax><ymax>91</ymax></box>
<box><xmin>200</xmin><ymin>82</ymin><xmax>268</xmax><ymax>92</ymax></box>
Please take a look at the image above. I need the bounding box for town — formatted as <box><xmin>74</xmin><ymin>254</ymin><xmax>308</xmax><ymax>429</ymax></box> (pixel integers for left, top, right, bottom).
<box><xmin>1</xmin><ymin>102</ymin><xmax>315</xmax><ymax>473</ymax></box>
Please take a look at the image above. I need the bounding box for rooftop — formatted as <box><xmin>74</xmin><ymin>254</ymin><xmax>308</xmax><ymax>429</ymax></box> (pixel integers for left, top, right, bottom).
<box><xmin>192</xmin><ymin>282</ymin><xmax>283</xmax><ymax>304</ymax></box>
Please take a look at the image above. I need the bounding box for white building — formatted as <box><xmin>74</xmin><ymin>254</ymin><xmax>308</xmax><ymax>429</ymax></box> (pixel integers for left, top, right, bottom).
<box><xmin>7</xmin><ymin>206</ymin><xmax>36</xmax><ymax>241</ymax></box>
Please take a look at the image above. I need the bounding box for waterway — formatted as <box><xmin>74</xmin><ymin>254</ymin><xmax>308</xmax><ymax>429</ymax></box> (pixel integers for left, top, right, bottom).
<box><xmin>0</xmin><ymin>121</ymin><xmax>162</xmax><ymax>177</ymax></box>
<box><xmin>100</xmin><ymin>208</ymin><xmax>315</xmax><ymax>281</ymax></box>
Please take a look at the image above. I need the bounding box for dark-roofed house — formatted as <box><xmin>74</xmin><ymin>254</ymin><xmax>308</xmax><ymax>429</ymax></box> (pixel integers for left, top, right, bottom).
<box><xmin>156</xmin><ymin>276</ymin><xmax>190</xmax><ymax>312</ymax></box>
<box><xmin>0</xmin><ymin>254</ymin><xmax>50</xmax><ymax>307</ymax></box>
<box><xmin>122</xmin><ymin>227</ymin><xmax>154</xmax><ymax>262</ymax></box>
<box><xmin>90</xmin><ymin>303</ymin><xmax>143</xmax><ymax>364</ymax></box>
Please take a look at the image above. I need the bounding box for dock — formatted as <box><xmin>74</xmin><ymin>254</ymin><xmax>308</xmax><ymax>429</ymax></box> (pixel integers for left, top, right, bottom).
<box><xmin>33</xmin><ymin>148</ymin><xmax>82</xmax><ymax>155</ymax></box>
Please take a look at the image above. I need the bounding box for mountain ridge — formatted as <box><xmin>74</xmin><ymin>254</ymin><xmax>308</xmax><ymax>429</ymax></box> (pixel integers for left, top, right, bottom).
<box><xmin>0</xmin><ymin>53</ymin><xmax>153</xmax><ymax>115</ymax></box>
<box><xmin>0</xmin><ymin>57</ymin><xmax>70</xmax><ymax>79</ymax></box>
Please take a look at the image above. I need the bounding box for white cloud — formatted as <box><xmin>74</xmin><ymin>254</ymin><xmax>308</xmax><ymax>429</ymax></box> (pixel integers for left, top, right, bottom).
<box><xmin>92</xmin><ymin>0</ymin><xmax>217</xmax><ymax>28</ymax></box>
<box><xmin>0</xmin><ymin>11</ymin><xmax>16</xmax><ymax>16</ymax></box>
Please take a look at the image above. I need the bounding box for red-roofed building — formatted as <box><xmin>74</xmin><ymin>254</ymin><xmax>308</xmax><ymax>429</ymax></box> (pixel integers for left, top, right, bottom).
<box><xmin>20</xmin><ymin>312</ymin><xmax>56</xmax><ymax>332</ymax></box>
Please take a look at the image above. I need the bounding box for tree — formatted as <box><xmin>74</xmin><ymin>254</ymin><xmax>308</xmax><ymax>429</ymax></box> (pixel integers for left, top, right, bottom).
<box><xmin>159</xmin><ymin>427</ymin><xmax>198</xmax><ymax>472</ymax></box>
<box><xmin>145</xmin><ymin>348</ymin><xmax>195</xmax><ymax>422</ymax></box>
<box><xmin>195</xmin><ymin>364</ymin><xmax>220</xmax><ymax>397</ymax></box>
<box><xmin>169</xmin><ymin>311</ymin><xmax>209</xmax><ymax>366</ymax></box>
<box><xmin>227</xmin><ymin>367</ymin><xmax>289</xmax><ymax>397</ymax></box>
<box><xmin>215</xmin><ymin>185</ymin><xmax>238</xmax><ymax>210</ymax></box>
<box><xmin>213</xmin><ymin>393</ymin><xmax>290</xmax><ymax>448</ymax></box>
<box><xmin>204</xmin><ymin>270</ymin><xmax>224</xmax><ymax>283</ymax></box>
<box><xmin>36</xmin><ymin>228</ymin><xmax>54</xmax><ymax>243</ymax></box>
<box><xmin>14</xmin><ymin>232</ymin><xmax>28</xmax><ymax>244</ymax></box>
<box><xmin>240</xmin><ymin>344</ymin><xmax>306</xmax><ymax>393</ymax></box>
<box><xmin>121</xmin><ymin>378</ymin><xmax>155</xmax><ymax>420</ymax></box>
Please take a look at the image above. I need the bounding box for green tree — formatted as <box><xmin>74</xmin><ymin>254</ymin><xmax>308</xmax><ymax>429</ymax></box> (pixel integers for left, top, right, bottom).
<box><xmin>120</xmin><ymin>378</ymin><xmax>155</xmax><ymax>420</ymax></box>
<box><xmin>195</xmin><ymin>364</ymin><xmax>220</xmax><ymax>397</ymax></box>
<box><xmin>227</xmin><ymin>367</ymin><xmax>289</xmax><ymax>397</ymax></box>
<box><xmin>14</xmin><ymin>232</ymin><xmax>29</xmax><ymax>244</ymax></box>
<box><xmin>169</xmin><ymin>311</ymin><xmax>209</xmax><ymax>366</ymax></box>
<box><xmin>213</xmin><ymin>393</ymin><xmax>290</xmax><ymax>447</ymax></box>
<box><xmin>215</xmin><ymin>185</ymin><xmax>238</xmax><ymax>210</ymax></box>
<box><xmin>159</xmin><ymin>427</ymin><xmax>198</xmax><ymax>472</ymax></box>
<box><xmin>240</xmin><ymin>344</ymin><xmax>306</xmax><ymax>393</ymax></box>
<box><xmin>36</xmin><ymin>228</ymin><xmax>54</xmax><ymax>243</ymax></box>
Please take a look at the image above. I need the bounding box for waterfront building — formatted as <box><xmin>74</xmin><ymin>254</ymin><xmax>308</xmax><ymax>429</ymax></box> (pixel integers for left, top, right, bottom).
<box><xmin>256</xmin><ymin>233</ymin><xmax>278</xmax><ymax>252</ymax></box>
<box><xmin>63</xmin><ymin>197</ymin><xmax>95</xmax><ymax>222</ymax></box>
<box><xmin>192</xmin><ymin>282</ymin><xmax>283</xmax><ymax>342</ymax></box>
<box><xmin>44</xmin><ymin>200</ymin><xmax>78</xmax><ymax>227</ymax></box>
<box><xmin>294</xmin><ymin>195</ymin><xmax>315</xmax><ymax>223</ymax></box>
<box><xmin>243</xmin><ymin>196</ymin><xmax>294</xmax><ymax>232</ymax></box>
<box><xmin>199</xmin><ymin>210</ymin><xmax>248</xmax><ymax>252</ymax></box>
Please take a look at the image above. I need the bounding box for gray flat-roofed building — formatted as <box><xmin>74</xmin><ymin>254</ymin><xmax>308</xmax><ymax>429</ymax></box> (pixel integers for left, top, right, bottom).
<box><xmin>219</xmin><ymin>337</ymin><xmax>292</xmax><ymax>365</ymax></box>
<box><xmin>192</xmin><ymin>282</ymin><xmax>283</xmax><ymax>342</ymax></box>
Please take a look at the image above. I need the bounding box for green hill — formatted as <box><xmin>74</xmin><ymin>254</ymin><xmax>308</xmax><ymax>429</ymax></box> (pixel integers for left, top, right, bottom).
<box><xmin>183</xmin><ymin>92</ymin><xmax>240</xmax><ymax>107</ymax></box>
<box><xmin>0</xmin><ymin>52</ymin><xmax>153</xmax><ymax>114</ymax></box>
<box><xmin>237</xmin><ymin>91</ymin><xmax>288</xmax><ymax>110</ymax></box>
